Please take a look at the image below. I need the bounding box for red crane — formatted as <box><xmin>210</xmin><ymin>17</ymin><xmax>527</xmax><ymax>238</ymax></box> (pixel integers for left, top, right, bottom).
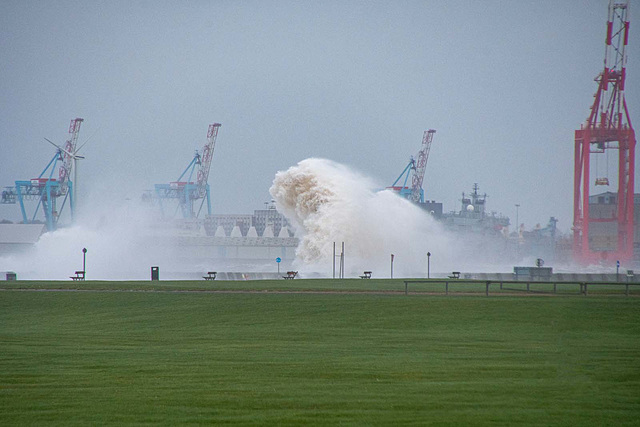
<box><xmin>573</xmin><ymin>0</ymin><xmax>635</xmax><ymax>264</ymax></box>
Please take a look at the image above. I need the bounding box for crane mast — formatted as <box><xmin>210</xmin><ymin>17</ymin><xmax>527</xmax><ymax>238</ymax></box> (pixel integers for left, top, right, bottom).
<box><xmin>573</xmin><ymin>0</ymin><xmax>635</xmax><ymax>263</ymax></box>
<box><xmin>410</xmin><ymin>129</ymin><xmax>436</xmax><ymax>203</ymax></box>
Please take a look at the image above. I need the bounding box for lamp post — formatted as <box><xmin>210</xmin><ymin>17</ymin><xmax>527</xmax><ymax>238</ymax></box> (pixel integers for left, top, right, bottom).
<box><xmin>515</xmin><ymin>204</ymin><xmax>520</xmax><ymax>259</ymax></box>
<box><xmin>427</xmin><ymin>252</ymin><xmax>431</xmax><ymax>279</ymax></box>
<box><xmin>82</xmin><ymin>248</ymin><xmax>87</xmax><ymax>279</ymax></box>
<box><xmin>391</xmin><ymin>254</ymin><xmax>394</xmax><ymax>279</ymax></box>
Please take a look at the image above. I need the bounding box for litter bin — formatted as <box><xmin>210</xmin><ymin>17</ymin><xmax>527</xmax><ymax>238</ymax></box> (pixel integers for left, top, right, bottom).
<box><xmin>151</xmin><ymin>266</ymin><xmax>159</xmax><ymax>281</ymax></box>
<box><xmin>6</xmin><ymin>272</ymin><xmax>16</xmax><ymax>281</ymax></box>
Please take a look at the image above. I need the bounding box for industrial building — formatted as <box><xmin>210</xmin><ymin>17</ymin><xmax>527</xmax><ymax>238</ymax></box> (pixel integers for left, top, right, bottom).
<box><xmin>203</xmin><ymin>203</ymin><xmax>293</xmax><ymax>239</ymax></box>
<box><xmin>588</xmin><ymin>191</ymin><xmax>640</xmax><ymax>262</ymax></box>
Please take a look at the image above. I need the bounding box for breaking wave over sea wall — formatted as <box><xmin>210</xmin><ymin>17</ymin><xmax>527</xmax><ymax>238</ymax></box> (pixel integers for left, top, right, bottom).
<box><xmin>269</xmin><ymin>158</ymin><xmax>458</xmax><ymax>277</ymax></box>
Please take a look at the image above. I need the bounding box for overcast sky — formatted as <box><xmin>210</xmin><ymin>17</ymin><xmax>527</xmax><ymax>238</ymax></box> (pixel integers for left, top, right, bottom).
<box><xmin>1</xmin><ymin>0</ymin><xmax>638</xmax><ymax>233</ymax></box>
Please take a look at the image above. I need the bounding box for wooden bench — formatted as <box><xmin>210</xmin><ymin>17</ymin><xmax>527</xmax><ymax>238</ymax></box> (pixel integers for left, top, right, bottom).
<box><xmin>448</xmin><ymin>271</ymin><xmax>460</xmax><ymax>279</ymax></box>
<box><xmin>203</xmin><ymin>271</ymin><xmax>217</xmax><ymax>280</ymax></box>
<box><xmin>359</xmin><ymin>271</ymin><xmax>372</xmax><ymax>279</ymax></box>
<box><xmin>70</xmin><ymin>271</ymin><xmax>85</xmax><ymax>281</ymax></box>
<box><xmin>283</xmin><ymin>271</ymin><xmax>298</xmax><ymax>280</ymax></box>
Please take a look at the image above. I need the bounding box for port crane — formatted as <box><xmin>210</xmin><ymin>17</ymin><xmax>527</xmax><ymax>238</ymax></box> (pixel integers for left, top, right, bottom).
<box><xmin>573</xmin><ymin>0</ymin><xmax>635</xmax><ymax>263</ymax></box>
<box><xmin>1</xmin><ymin>118</ymin><xmax>83</xmax><ymax>231</ymax></box>
<box><xmin>387</xmin><ymin>129</ymin><xmax>436</xmax><ymax>204</ymax></box>
<box><xmin>154</xmin><ymin>123</ymin><xmax>221</xmax><ymax>219</ymax></box>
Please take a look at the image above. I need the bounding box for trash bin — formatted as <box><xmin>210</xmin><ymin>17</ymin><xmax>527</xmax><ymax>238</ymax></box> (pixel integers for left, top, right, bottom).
<box><xmin>151</xmin><ymin>266</ymin><xmax>159</xmax><ymax>281</ymax></box>
<box><xmin>6</xmin><ymin>272</ymin><xmax>16</xmax><ymax>281</ymax></box>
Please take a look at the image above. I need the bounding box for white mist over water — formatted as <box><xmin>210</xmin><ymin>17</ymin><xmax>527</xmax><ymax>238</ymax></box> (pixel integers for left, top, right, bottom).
<box><xmin>270</xmin><ymin>158</ymin><xmax>461</xmax><ymax>277</ymax></box>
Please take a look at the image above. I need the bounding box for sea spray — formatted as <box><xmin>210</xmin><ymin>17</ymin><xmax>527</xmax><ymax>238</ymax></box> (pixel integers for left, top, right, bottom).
<box><xmin>0</xmin><ymin>202</ymin><xmax>169</xmax><ymax>280</ymax></box>
<box><xmin>270</xmin><ymin>158</ymin><xmax>456</xmax><ymax>277</ymax></box>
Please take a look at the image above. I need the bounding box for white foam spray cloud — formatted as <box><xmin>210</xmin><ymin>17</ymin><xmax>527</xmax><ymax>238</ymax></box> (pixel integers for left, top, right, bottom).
<box><xmin>0</xmin><ymin>200</ymin><xmax>175</xmax><ymax>280</ymax></box>
<box><xmin>269</xmin><ymin>158</ymin><xmax>458</xmax><ymax>277</ymax></box>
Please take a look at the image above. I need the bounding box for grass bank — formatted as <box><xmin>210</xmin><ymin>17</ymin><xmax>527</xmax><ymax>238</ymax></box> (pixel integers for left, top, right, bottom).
<box><xmin>1</xmin><ymin>278</ymin><xmax>638</xmax><ymax>295</ymax></box>
<box><xmin>1</xmin><ymin>288</ymin><xmax>639</xmax><ymax>424</ymax></box>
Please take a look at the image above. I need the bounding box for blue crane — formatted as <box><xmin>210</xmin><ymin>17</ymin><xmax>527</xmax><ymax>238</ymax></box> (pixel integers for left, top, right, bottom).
<box><xmin>1</xmin><ymin>118</ymin><xmax>83</xmax><ymax>231</ymax></box>
<box><xmin>154</xmin><ymin>123</ymin><xmax>221</xmax><ymax>219</ymax></box>
<box><xmin>387</xmin><ymin>129</ymin><xmax>436</xmax><ymax>204</ymax></box>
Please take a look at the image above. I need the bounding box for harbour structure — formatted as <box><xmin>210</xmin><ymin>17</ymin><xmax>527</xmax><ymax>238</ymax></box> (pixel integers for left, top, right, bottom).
<box><xmin>203</xmin><ymin>202</ymin><xmax>293</xmax><ymax>238</ymax></box>
<box><xmin>0</xmin><ymin>223</ymin><xmax>46</xmax><ymax>255</ymax></box>
<box><xmin>588</xmin><ymin>191</ymin><xmax>640</xmax><ymax>263</ymax></box>
<box><xmin>573</xmin><ymin>0</ymin><xmax>635</xmax><ymax>264</ymax></box>
<box><xmin>0</xmin><ymin>118</ymin><xmax>83</xmax><ymax>231</ymax></box>
<box><xmin>145</xmin><ymin>205</ymin><xmax>298</xmax><ymax>270</ymax></box>
<box><xmin>153</xmin><ymin>123</ymin><xmax>221</xmax><ymax>220</ymax></box>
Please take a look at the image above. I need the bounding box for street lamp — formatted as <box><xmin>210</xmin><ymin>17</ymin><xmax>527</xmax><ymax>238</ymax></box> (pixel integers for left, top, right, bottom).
<box><xmin>82</xmin><ymin>248</ymin><xmax>87</xmax><ymax>279</ymax></box>
<box><xmin>391</xmin><ymin>254</ymin><xmax>394</xmax><ymax>279</ymax></box>
<box><xmin>515</xmin><ymin>204</ymin><xmax>520</xmax><ymax>259</ymax></box>
<box><xmin>427</xmin><ymin>252</ymin><xmax>431</xmax><ymax>279</ymax></box>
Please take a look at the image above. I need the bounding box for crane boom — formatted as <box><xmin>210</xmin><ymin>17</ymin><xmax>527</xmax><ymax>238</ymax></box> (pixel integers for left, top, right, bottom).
<box><xmin>58</xmin><ymin>118</ymin><xmax>83</xmax><ymax>195</ymax></box>
<box><xmin>410</xmin><ymin>129</ymin><xmax>436</xmax><ymax>203</ymax></box>
<box><xmin>153</xmin><ymin>122</ymin><xmax>221</xmax><ymax>219</ymax></box>
<box><xmin>197</xmin><ymin>123</ymin><xmax>221</xmax><ymax>198</ymax></box>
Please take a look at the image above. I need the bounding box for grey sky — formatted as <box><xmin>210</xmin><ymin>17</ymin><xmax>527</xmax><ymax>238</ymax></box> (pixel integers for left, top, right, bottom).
<box><xmin>1</xmin><ymin>0</ymin><xmax>637</xmax><ymax>232</ymax></box>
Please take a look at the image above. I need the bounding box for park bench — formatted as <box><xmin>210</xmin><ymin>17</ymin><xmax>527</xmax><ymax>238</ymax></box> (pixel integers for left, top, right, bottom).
<box><xmin>70</xmin><ymin>271</ymin><xmax>85</xmax><ymax>281</ymax></box>
<box><xmin>360</xmin><ymin>271</ymin><xmax>372</xmax><ymax>279</ymax></box>
<box><xmin>203</xmin><ymin>271</ymin><xmax>217</xmax><ymax>281</ymax></box>
<box><xmin>283</xmin><ymin>271</ymin><xmax>298</xmax><ymax>280</ymax></box>
<box><xmin>448</xmin><ymin>271</ymin><xmax>460</xmax><ymax>279</ymax></box>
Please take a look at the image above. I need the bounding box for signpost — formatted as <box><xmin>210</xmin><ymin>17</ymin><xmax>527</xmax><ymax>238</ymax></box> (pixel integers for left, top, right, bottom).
<box><xmin>276</xmin><ymin>257</ymin><xmax>281</xmax><ymax>274</ymax></box>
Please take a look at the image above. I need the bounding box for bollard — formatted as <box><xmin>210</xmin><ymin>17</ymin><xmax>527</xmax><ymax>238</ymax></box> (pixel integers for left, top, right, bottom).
<box><xmin>553</xmin><ymin>283</ymin><xmax>557</xmax><ymax>294</ymax></box>
<box><xmin>445</xmin><ymin>281</ymin><xmax>448</xmax><ymax>295</ymax></box>
<box><xmin>486</xmin><ymin>281</ymin><xmax>490</xmax><ymax>297</ymax></box>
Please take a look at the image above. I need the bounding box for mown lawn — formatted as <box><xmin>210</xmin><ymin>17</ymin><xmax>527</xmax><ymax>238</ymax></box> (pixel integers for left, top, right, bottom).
<box><xmin>1</xmin><ymin>289</ymin><xmax>639</xmax><ymax>425</ymax></box>
<box><xmin>1</xmin><ymin>278</ymin><xmax>638</xmax><ymax>295</ymax></box>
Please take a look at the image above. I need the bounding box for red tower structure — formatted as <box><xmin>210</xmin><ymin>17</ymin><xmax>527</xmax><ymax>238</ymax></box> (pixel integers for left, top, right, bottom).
<box><xmin>573</xmin><ymin>0</ymin><xmax>635</xmax><ymax>264</ymax></box>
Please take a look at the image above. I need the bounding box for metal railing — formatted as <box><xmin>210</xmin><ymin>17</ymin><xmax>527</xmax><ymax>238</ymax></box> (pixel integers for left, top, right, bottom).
<box><xmin>402</xmin><ymin>279</ymin><xmax>640</xmax><ymax>297</ymax></box>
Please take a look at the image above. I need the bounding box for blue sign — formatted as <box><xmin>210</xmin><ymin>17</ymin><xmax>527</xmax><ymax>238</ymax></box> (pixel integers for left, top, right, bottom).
<box><xmin>617</xmin><ymin>260</ymin><xmax>620</xmax><ymax>267</ymax></box>
<box><xmin>276</xmin><ymin>257</ymin><xmax>281</xmax><ymax>263</ymax></box>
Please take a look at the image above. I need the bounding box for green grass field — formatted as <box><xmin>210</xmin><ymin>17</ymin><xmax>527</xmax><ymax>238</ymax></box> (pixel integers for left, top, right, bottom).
<box><xmin>1</xmin><ymin>282</ymin><xmax>639</xmax><ymax>425</ymax></box>
<box><xmin>1</xmin><ymin>278</ymin><xmax>639</xmax><ymax>295</ymax></box>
